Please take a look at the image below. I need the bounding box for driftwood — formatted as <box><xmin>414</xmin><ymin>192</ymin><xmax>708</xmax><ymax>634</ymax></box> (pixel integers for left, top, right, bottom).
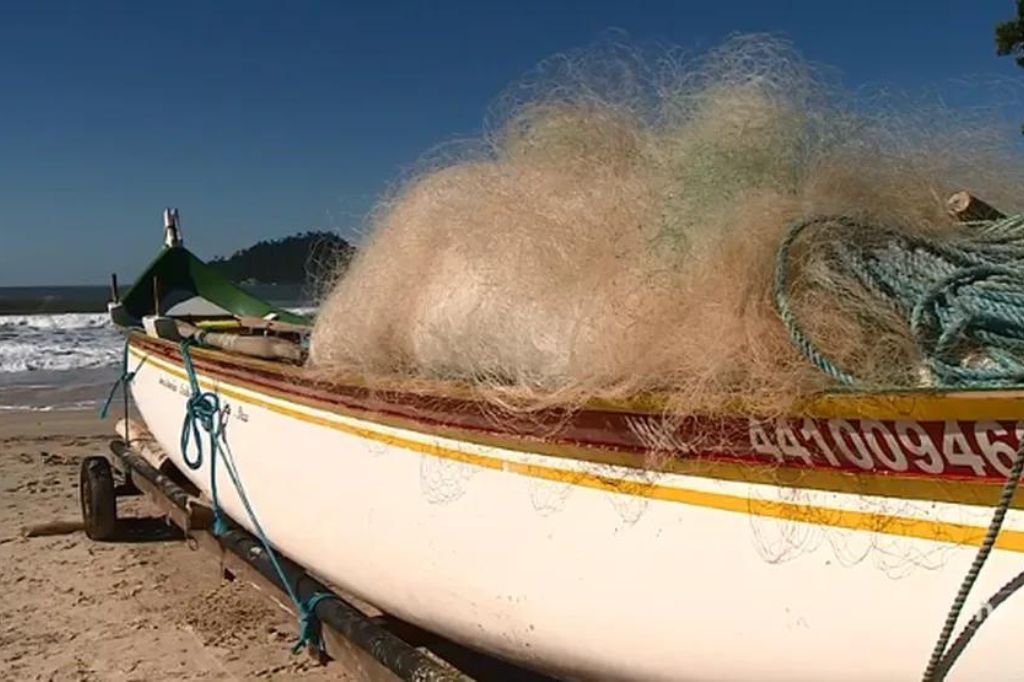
<box><xmin>946</xmin><ymin>191</ymin><xmax>1006</xmax><ymax>222</ymax></box>
<box><xmin>21</xmin><ymin>520</ymin><xmax>84</xmax><ymax>537</ymax></box>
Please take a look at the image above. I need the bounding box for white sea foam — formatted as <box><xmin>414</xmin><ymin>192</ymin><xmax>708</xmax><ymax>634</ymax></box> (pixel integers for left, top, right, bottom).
<box><xmin>0</xmin><ymin>300</ymin><xmax>312</xmax><ymax>411</ymax></box>
<box><xmin>0</xmin><ymin>308</ymin><xmax>315</xmax><ymax>375</ymax></box>
<box><xmin>0</xmin><ymin>312</ymin><xmax>122</xmax><ymax>373</ymax></box>
<box><xmin>0</xmin><ymin>399</ymin><xmax>100</xmax><ymax>412</ymax></box>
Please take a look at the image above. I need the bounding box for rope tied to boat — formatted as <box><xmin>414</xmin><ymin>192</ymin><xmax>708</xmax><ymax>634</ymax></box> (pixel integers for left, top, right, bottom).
<box><xmin>774</xmin><ymin>214</ymin><xmax>1024</xmax><ymax>680</ymax></box>
<box><xmin>179</xmin><ymin>340</ymin><xmax>228</xmax><ymax>535</ymax></box>
<box><xmin>922</xmin><ymin>436</ymin><xmax>1024</xmax><ymax>681</ymax></box>
<box><xmin>99</xmin><ymin>336</ymin><xmax>147</xmax><ymax>419</ymax></box>
<box><xmin>774</xmin><ymin>213</ymin><xmax>1024</xmax><ymax>388</ymax></box>
<box><xmin>294</xmin><ymin>592</ymin><xmax>337</xmax><ymax>655</ymax></box>
<box><xmin>178</xmin><ymin>339</ymin><xmax>336</xmax><ymax>657</ymax></box>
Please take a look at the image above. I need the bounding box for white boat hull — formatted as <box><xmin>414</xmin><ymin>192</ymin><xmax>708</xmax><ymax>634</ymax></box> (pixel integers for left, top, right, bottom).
<box><xmin>128</xmin><ymin>344</ymin><xmax>1024</xmax><ymax>680</ymax></box>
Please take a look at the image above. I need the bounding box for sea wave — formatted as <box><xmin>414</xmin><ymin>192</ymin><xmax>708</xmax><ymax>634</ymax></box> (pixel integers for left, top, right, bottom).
<box><xmin>0</xmin><ymin>312</ymin><xmax>114</xmax><ymax>331</ymax></box>
<box><xmin>0</xmin><ymin>399</ymin><xmax>100</xmax><ymax>412</ymax></box>
<box><xmin>0</xmin><ymin>308</ymin><xmax>315</xmax><ymax>374</ymax></box>
<box><xmin>0</xmin><ymin>312</ymin><xmax>122</xmax><ymax>373</ymax></box>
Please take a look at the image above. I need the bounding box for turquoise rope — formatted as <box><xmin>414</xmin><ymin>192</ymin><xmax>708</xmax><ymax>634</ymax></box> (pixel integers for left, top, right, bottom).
<box><xmin>773</xmin><ymin>216</ymin><xmax>860</xmax><ymax>385</ymax></box>
<box><xmin>178</xmin><ymin>340</ymin><xmax>334</xmax><ymax>654</ymax></box>
<box><xmin>294</xmin><ymin>592</ymin><xmax>337</xmax><ymax>655</ymax></box>
<box><xmin>179</xmin><ymin>341</ymin><xmax>228</xmax><ymax>534</ymax></box>
<box><xmin>100</xmin><ymin>336</ymin><xmax>147</xmax><ymax>419</ymax></box>
<box><xmin>776</xmin><ymin>215</ymin><xmax>1024</xmax><ymax>678</ymax></box>
<box><xmin>774</xmin><ymin>214</ymin><xmax>1024</xmax><ymax>388</ymax></box>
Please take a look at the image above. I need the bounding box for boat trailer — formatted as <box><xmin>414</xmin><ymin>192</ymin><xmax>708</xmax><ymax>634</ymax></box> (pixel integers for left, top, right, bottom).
<box><xmin>79</xmin><ymin>420</ymin><xmax>550</xmax><ymax>682</ymax></box>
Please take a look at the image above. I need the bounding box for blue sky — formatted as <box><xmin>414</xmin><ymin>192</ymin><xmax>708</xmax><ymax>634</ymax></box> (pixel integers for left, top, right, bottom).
<box><xmin>0</xmin><ymin>0</ymin><xmax>1020</xmax><ymax>285</ymax></box>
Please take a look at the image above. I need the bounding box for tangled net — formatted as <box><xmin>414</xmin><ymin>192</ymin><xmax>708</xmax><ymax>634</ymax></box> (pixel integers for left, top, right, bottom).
<box><xmin>308</xmin><ymin>35</ymin><xmax>1024</xmax><ymax>415</ymax></box>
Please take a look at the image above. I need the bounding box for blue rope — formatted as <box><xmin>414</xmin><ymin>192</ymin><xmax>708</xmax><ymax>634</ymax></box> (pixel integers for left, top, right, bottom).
<box><xmin>179</xmin><ymin>341</ymin><xmax>228</xmax><ymax>534</ymax></box>
<box><xmin>178</xmin><ymin>340</ymin><xmax>334</xmax><ymax>655</ymax></box>
<box><xmin>773</xmin><ymin>216</ymin><xmax>861</xmax><ymax>385</ymax></box>
<box><xmin>774</xmin><ymin>215</ymin><xmax>1024</xmax><ymax>678</ymax></box>
<box><xmin>100</xmin><ymin>337</ymin><xmax>147</xmax><ymax>419</ymax></box>
<box><xmin>294</xmin><ymin>592</ymin><xmax>337</xmax><ymax>654</ymax></box>
<box><xmin>774</xmin><ymin>214</ymin><xmax>1024</xmax><ymax>388</ymax></box>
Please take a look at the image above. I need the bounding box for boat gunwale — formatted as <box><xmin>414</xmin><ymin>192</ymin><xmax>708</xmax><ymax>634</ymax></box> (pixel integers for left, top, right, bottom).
<box><xmin>127</xmin><ymin>332</ymin><xmax>1024</xmax><ymax>510</ymax></box>
<box><xmin>129</xmin><ymin>331</ymin><xmax>1024</xmax><ymax>421</ymax></box>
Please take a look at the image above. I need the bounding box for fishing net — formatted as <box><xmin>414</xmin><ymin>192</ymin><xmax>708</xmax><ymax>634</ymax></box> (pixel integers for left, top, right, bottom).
<box><xmin>307</xmin><ymin>35</ymin><xmax>1024</xmax><ymax>415</ymax></box>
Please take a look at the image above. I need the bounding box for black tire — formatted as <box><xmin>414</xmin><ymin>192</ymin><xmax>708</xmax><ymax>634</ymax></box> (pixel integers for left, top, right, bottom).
<box><xmin>80</xmin><ymin>456</ymin><xmax>118</xmax><ymax>540</ymax></box>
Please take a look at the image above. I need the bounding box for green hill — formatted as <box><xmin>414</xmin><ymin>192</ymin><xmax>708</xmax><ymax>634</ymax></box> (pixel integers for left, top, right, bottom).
<box><xmin>209</xmin><ymin>231</ymin><xmax>355</xmax><ymax>285</ymax></box>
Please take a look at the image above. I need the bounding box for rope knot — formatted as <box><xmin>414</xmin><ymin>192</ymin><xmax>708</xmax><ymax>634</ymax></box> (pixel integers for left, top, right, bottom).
<box><xmin>292</xmin><ymin>593</ymin><xmax>336</xmax><ymax>655</ymax></box>
<box><xmin>187</xmin><ymin>390</ymin><xmax>219</xmax><ymax>429</ymax></box>
<box><xmin>100</xmin><ymin>337</ymin><xmax>146</xmax><ymax>419</ymax></box>
<box><xmin>181</xmin><ymin>389</ymin><xmax>221</xmax><ymax>471</ymax></box>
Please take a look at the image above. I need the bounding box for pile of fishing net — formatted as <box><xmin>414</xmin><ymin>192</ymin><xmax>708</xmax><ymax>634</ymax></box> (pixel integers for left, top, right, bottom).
<box><xmin>308</xmin><ymin>35</ymin><xmax>1024</xmax><ymax>413</ymax></box>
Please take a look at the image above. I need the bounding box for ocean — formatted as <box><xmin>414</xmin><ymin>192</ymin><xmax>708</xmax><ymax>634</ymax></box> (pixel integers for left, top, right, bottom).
<box><xmin>0</xmin><ymin>285</ymin><xmax>310</xmax><ymax>412</ymax></box>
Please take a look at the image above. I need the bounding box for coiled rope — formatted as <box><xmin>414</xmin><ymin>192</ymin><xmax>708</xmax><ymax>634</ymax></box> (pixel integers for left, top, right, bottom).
<box><xmin>774</xmin><ymin>214</ymin><xmax>1024</xmax><ymax>681</ymax></box>
<box><xmin>178</xmin><ymin>339</ymin><xmax>334</xmax><ymax>655</ymax></box>
<box><xmin>775</xmin><ymin>214</ymin><xmax>1024</xmax><ymax>388</ymax></box>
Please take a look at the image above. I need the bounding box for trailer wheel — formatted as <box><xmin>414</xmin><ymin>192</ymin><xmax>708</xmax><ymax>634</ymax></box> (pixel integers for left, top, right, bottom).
<box><xmin>80</xmin><ymin>456</ymin><xmax>118</xmax><ymax>540</ymax></box>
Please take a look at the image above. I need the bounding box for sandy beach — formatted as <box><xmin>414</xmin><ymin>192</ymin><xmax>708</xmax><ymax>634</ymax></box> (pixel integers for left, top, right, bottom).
<box><xmin>0</xmin><ymin>409</ymin><xmax>347</xmax><ymax>681</ymax></box>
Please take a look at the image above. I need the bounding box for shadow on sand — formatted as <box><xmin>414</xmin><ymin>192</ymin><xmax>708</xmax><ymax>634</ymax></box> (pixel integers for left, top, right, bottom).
<box><xmin>112</xmin><ymin>516</ymin><xmax>184</xmax><ymax>543</ymax></box>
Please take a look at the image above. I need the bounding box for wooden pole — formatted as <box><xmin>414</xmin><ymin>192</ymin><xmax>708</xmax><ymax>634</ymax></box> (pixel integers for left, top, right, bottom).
<box><xmin>946</xmin><ymin>191</ymin><xmax>1006</xmax><ymax>222</ymax></box>
<box><xmin>114</xmin><ymin>418</ymin><xmax>164</xmax><ymax>469</ymax></box>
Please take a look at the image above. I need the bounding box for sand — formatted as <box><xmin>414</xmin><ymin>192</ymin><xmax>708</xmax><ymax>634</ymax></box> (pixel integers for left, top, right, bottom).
<box><xmin>0</xmin><ymin>409</ymin><xmax>349</xmax><ymax>681</ymax></box>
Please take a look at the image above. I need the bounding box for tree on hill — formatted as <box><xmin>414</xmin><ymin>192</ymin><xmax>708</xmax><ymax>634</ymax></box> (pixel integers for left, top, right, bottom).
<box><xmin>210</xmin><ymin>231</ymin><xmax>355</xmax><ymax>285</ymax></box>
<box><xmin>997</xmin><ymin>0</ymin><xmax>1024</xmax><ymax>131</ymax></box>
<box><xmin>997</xmin><ymin>1</ymin><xmax>1024</xmax><ymax>66</ymax></box>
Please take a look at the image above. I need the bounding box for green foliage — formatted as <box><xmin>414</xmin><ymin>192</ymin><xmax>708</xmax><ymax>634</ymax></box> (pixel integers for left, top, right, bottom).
<box><xmin>996</xmin><ymin>1</ymin><xmax>1024</xmax><ymax>132</ymax></box>
<box><xmin>209</xmin><ymin>231</ymin><xmax>355</xmax><ymax>285</ymax></box>
<box><xmin>996</xmin><ymin>0</ymin><xmax>1024</xmax><ymax>67</ymax></box>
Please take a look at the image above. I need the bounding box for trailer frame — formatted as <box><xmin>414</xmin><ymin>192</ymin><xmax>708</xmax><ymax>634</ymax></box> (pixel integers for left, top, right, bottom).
<box><xmin>80</xmin><ymin>420</ymin><xmax>547</xmax><ymax>682</ymax></box>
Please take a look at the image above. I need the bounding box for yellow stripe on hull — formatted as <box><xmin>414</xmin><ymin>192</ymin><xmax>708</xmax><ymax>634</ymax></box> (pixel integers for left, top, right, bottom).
<box><xmin>129</xmin><ymin>345</ymin><xmax>1024</xmax><ymax>553</ymax></box>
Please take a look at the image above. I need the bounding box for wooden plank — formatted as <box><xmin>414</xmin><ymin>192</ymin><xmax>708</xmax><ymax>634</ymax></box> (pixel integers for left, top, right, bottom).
<box><xmin>108</xmin><ymin>441</ymin><xmax>211</xmax><ymax>531</ymax></box>
<box><xmin>132</xmin><ymin>472</ymin><xmax>203</xmax><ymax>532</ymax></box>
<box><xmin>115</xmin><ymin>418</ymin><xmax>166</xmax><ymax>469</ymax></box>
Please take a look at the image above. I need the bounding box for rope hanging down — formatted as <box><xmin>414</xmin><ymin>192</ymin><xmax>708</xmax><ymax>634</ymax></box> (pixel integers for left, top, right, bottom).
<box><xmin>99</xmin><ymin>337</ymin><xmax>147</xmax><ymax>419</ymax></box>
<box><xmin>773</xmin><ymin>214</ymin><xmax>1024</xmax><ymax>681</ymax></box>
<box><xmin>178</xmin><ymin>340</ymin><xmax>335</xmax><ymax>655</ymax></box>
<box><xmin>921</xmin><ymin>437</ymin><xmax>1024</xmax><ymax>681</ymax></box>
<box><xmin>774</xmin><ymin>214</ymin><xmax>1024</xmax><ymax>388</ymax></box>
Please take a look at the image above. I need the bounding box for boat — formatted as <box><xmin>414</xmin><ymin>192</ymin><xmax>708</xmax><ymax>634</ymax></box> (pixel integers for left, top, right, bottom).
<box><xmin>105</xmin><ymin>209</ymin><xmax>1024</xmax><ymax>680</ymax></box>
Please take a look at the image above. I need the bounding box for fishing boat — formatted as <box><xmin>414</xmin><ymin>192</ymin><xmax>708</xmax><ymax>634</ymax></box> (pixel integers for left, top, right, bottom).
<box><xmin>103</xmin><ymin>209</ymin><xmax>1024</xmax><ymax>681</ymax></box>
